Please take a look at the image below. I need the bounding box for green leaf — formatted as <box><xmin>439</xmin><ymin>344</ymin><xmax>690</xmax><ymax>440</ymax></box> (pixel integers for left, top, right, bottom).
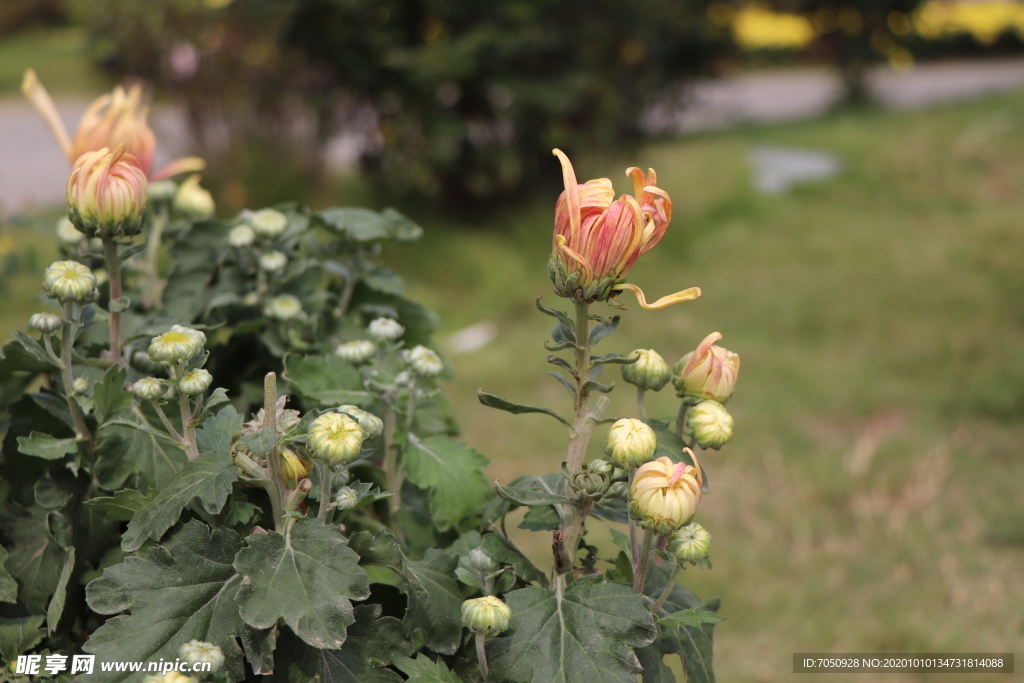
<box><xmin>349</xmin><ymin>530</ymin><xmax>427</xmax><ymax>597</ymax></box>
<box><xmin>393</xmin><ymin>654</ymin><xmax>462</xmax><ymax>683</ymax></box>
<box><xmin>477</xmin><ymin>391</ymin><xmax>573</xmax><ymax>430</ymax></box>
<box><xmin>284</xmin><ymin>353</ymin><xmax>372</xmax><ymax>406</ymax></box>
<box><xmin>494</xmin><ymin>479</ymin><xmax>572</xmax><ymax>507</ymax></box>
<box><xmin>9</xmin><ymin>332</ymin><xmax>57</xmax><ymax>367</ymax></box>
<box><xmin>0</xmin><ymin>546</ymin><xmax>17</xmax><ymax>603</ymax></box>
<box><xmin>196</xmin><ymin>404</ymin><xmax>243</xmax><ymax>454</ymax></box>
<box><xmin>316</xmin><ymin>207</ymin><xmax>422</xmax><ymax>242</ymax></box>
<box><xmin>480</xmin><ymin>533</ymin><xmax>548</xmax><ymax>588</ymax></box>
<box><xmin>0</xmin><ymin>615</ymin><xmax>45</xmax><ymax>663</ymax></box>
<box><xmin>520</xmin><ymin>505</ymin><xmax>560</xmax><ymax>530</ymax></box>
<box><xmin>101</xmin><ymin>417</ymin><xmax>179</xmax><ymax>444</ymax></box>
<box><xmin>196</xmin><ymin>387</ymin><xmax>231</xmax><ymax>422</ymax></box>
<box><xmin>85</xmin><ymin>521</ymin><xmax>245</xmax><ymax>682</ymax></box>
<box><xmin>95</xmin><ymin>420</ymin><xmax>187</xmax><ymax>492</ymax></box>
<box><xmin>535</xmin><ymin>297</ymin><xmax>575</xmax><ymax>328</ymax></box>
<box><xmin>643</xmin><ymin>419</ymin><xmax>709</xmax><ymax>493</ymax></box>
<box><xmin>46</xmin><ymin>547</ymin><xmax>75</xmax><ymax>635</ymax></box>
<box><xmin>0</xmin><ymin>503</ymin><xmax>65</xmax><ymax>613</ymax></box>
<box><xmin>589</xmin><ymin>316</ymin><xmax>620</xmax><ymax>345</ymax></box>
<box><xmin>658</xmin><ymin>607</ymin><xmax>725</xmax><ymax>630</ymax></box>
<box><xmin>590</xmin><ymin>352</ymin><xmax>641</xmax><ymax>367</ymax></box>
<box><xmin>363</xmin><ymin>267</ymin><xmax>406</xmax><ymax>296</ymax></box>
<box><xmin>84</xmin><ymin>489</ymin><xmax>158</xmax><ymax>522</ymax></box>
<box><xmin>233</xmin><ymin>519</ymin><xmax>370</xmax><ymax>649</ymax></box>
<box><xmin>404</xmin><ymin>434</ymin><xmax>491</xmax><ymax>530</ymax></box>
<box><xmin>487</xmin><ymin>574</ymin><xmax>657</xmax><ymax>683</ymax></box>
<box><xmin>121</xmin><ymin>449</ymin><xmax>238</xmax><ymax>552</ymax></box>
<box><xmin>95</xmin><ymin>366</ymin><xmax>133</xmax><ymax>424</ymax></box>
<box><xmin>404</xmin><ymin>550</ymin><xmax>463</xmax><ymax>656</ymax></box>
<box><xmin>0</xmin><ymin>336</ymin><xmax>56</xmax><ymax>372</ymax></box>
<box><xmin>240</xmin><ymin>624</ymin><xmax>277</xmax><ymax>676</ymax></box>
<box><xmin>609</xmin><ymin>528</ymin><xmax>633</xmax><ymax>563</ymax></box>
<box><xmin>16</xmin><ymin>432</ymin><xmax>77</xmax><ymax>460</ymax></box>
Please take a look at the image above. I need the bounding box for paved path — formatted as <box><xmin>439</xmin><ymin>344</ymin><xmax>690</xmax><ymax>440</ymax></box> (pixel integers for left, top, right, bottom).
<box><xmin>3</xmin><ymin>58</ymin><xmax>1024</xmax><ymax>215</ymax></box>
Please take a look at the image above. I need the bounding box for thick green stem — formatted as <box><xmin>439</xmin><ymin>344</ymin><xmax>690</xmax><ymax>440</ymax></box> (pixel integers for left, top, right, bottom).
<box><xmin>173</xmin><ymin>364</ymin><xmax>200</xmax><ymax>460</ymax></box>
<box><xmin>676</xmin><ymin>402</ymin><xmax>689</xmax><ymax>438</ymax></box>
<box><xmin>475</xmin><ymin>632</ymin><xmax>489</xmax><ymax>680</ymax></box>
<box><xmin>263</xmin><ymin>373</ymin><xmax>287</xmax><ymax>532</ymax></box>
<box><xmin>101</xmin><ymin>237</ymin><xmax>126</xmax><ymax>366</ymax></box>
<box><xmin>383</xmin><ymin>406</ymin><xmax>402</xmax><ymax>527</ymax></box>
<box><xmin>318</xmin><ymin>466</ymin><xmax>333</xmax><ymax>522</ymax></box>
<box><xmin>142</xmin><ymin>210</ymin><xmax>168</xmax><ymax>309</ymax></box>
<box><xmin>650</xmin><ymin>563</ymin><xmax>684</xmax><ymax>614</ymax></box>
<box><xmin>59</xmin><ymin>302</ymin><xmax>96</xmax><ymax>455</ymax></box>
<box><xmin>633</xmin><ymin>529</ymin><xmax>655</xmax><ymax>593</ymax></box>
<box><xmin>637</xmin><ymin>388</ymin><xmax>647</xmax><ymax>420</ymax></box>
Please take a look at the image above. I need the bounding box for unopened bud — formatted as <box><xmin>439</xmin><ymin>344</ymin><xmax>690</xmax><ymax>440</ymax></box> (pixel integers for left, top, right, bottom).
<box><xmin>588</xmin><ymin>458</ymin><xmax>615</xmax><ymax>475</ymax></box>
<box><xmin>621</xmin><ymin>349</ymin><xmax>671</xmax><ymax>391</ymax></box>
<box><xmin>178</xmin><ymin>639</ymin><xmax>225</xmax><ymax>673</ymax></box>
<box><xmin>461</xmin><ymin>596</ymin><xmax>511</xmax><ymax>637</ymax></box>
<box><xmin>667</xmin><ymin>522</ymin><xmax>711</xmax><ymax>565</ymax></box>
<box><xmin>604</xmin><ymin>418</ymin><xmax>657</xmax><ymax>469</ymax></box>
<box><xmin>336</xmin><ymin>405</ymin><xmax>383</xmax><ymax>439</ymax></box>
<box><xmin>335</xmin><ymin>340</ymin><xmax>376</xmax><ymax>364</ymax></box>
<box><xmin>179</xmin><ymin>368</ymin><xmax>212</xmax><ymax>396</ymax></box>
<box><xmin>43</xmin><ymin>260</ymin><xmax>97</xmax><ymax>304</ymax></box>
<box><xmin>569</xmin><ymin>467</ymin><xmax>611</xmax><ymax>499</ymax></box>
<box><xmin>259</xmin><ymin>250</ymin><xmax>288</xmax><ymax>273</ymax></box>
<box><xmin>67</xmin><ymin>146</ymin><xmax>148</xmax><ymax>239</ymax></box>
<box><xmin>469</xmin><ymin>547</ymin><xmax>499</xmax><ymax>574</ymax></box>
<box><xmin>56</xmin><ymin>217</ymin><xmax>85</xmax><ymax>245</ymax></box>
<box><xmin>229</xmin><ymin>224</ymin><xmax>255</xmax><ymax>247</ymax></box>
<box><xmin>29</xmin><ymin>312</ymin><xmax>62</xmax><ymax>335</ymax></box>
<box><xmin>133</xmin><ymin>377</ymin><xmax>166</xmax><ymax>401</ymax></box>
<box><xmin>404</xmin><ymin>345</ymin><xmax>443</xmax><ymax>378</ymax></box>
<box><xmin>281</xmin><ymin>448</ymin><xmax>313</xmax><ymax>485</ymax></box>
<box><xmin>148</xmin><ymin>325</ymin><xmax>206</xmax><ymax>365</ymax></box>
<box><xmin>264</xmin><ymin>294</ymin><xmax>305</xmax><ymax>321</ymax></box>
<box><xmin>630</xmin><ymin>454</ymin><xmax>702</xmax><ymax>535</ymax></box>
<box><xmin>334</xmin><ymin>486</ymin><xmax>360</xmax><ymax>510</ymax></box>
<box><xmin>673</xmin><ymin>332</ymin><xmax>740</xmax><ymax>403</ymax></box>
<box><xmin>249</xmin><ymin>208</ymin><xmax>288</xmax><ymax>238</ymax></box>
<box><xmin>131</xmin><ymin>349</ymin><xmax>162</xmax><ymax>374</ymax></box>
<box><xmin>148</xmin><ymin>180</ymin><xmax>177</xmax><ymax>203</ymax></box>
<box><xmin>368</xmin><ymin>317</ymin><xmax>403</xmax><ymax>341</ymax></box>
<box><xmin>307</xmin><ymin>412</ymin><xmax>366</xmax><ymax>465</ymax></box>
<box><xmin>683</xmin><ymin>400</ymin><xmax>734</xmax><ymax>450</ymax></box>
<box><xmin>173</xmin><ymin>175</ymin><xmax>215</xmax><ymax>220</ymax></box>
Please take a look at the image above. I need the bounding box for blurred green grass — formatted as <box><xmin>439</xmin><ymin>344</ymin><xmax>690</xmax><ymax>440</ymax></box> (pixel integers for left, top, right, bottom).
<box><xmin>0</xmin><ymin>27</ymin><xmax>103</xmax><ymax>96</ymax></box>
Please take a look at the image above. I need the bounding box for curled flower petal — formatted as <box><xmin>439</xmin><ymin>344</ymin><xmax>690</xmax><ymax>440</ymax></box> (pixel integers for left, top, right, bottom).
<box><xmin>21</xmin><ymin>69</ymin><xmax>72</xmax><ymax>159</ymax></box>
<box><xmin>613</xmin><ymin>283</ymin><xmax>702</xmax><ymax>309</ymax></box>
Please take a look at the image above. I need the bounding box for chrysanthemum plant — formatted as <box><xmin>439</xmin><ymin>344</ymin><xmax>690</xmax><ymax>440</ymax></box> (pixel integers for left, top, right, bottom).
<box><xmin>0</xmin><ymin>76</ymin><xmax>740</xmax><ymax>683</ymax></box>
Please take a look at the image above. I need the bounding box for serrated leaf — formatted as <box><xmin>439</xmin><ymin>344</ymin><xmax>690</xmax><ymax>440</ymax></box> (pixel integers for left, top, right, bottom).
<box><xmin>84</xmin><ymin>490</ymin><xmax>158</xmax><ymax>522</ymax></box>
<box><xmin>196</xmin><ymin>387</ymin><xmax>231</xmax><ymax>422</ymax></box>
<box><xmin>480</xmin><ymin>533</ymin><xmax>548</xmax><ymax>588</ymax></box>
<box><xmin>10</xmin><ymin>331</ymin><xmax>57</xmax><ymax>367</ymax></box>
<box><xmin>487</xmin><ymin>574</ymin><xmax>656</xmax><ymax>683</ymax></box>
<box><xmin>121</xmin><ymin>449</ymin><xmax>237</xmax><ymax>552</ymax></box>
<box><xmin>349</xmin><ymin>530</ymin><xmax>427</xmax><ymax>597</ymax></box>
<box><xmin>16</xmin><ymin>432</ymin><xmax>77</xmax><ymax>460</ymax></box>
<box><xmin>84</xmin><ymin>521</ymin><xmax>245</xmax><ymax>682</ymax></box>
<box><xmin>233</xmin><ymin>519</ymin><xmax>370</xmax><ymax>649</ymax></box>
<box><xmin>46</xmin><ymin>547</ymin><xmax>75</xmax><ymax>635</ymax></box>
<box><xmin>404</xmin><ymin>434</ymin><xmax>490</xmax><ymax>530</ymax></box>
<box><xmin>393</xmin><ymin>654</ymin><xmax>462</xmax><ymax>683</ymax></box>
<box><xmin>0</xmin><ymin>615</ymin><xmax>45</xmax><ymax>663</ymax></box>
<box><xmin>404</xmin><ymin>550</ymin><xmax>463</xmax><ymax>656</ymax></box>
<box><xmin>0</xmin><ymin>503</ymin><xmax>65</xmax><ymax>613</ymax></box>
<box><xmin>283</xmin><ymin>353</ymin><xmax>372</xmax><ymax>406</ymax></box>
<box><xmin>493</xmin><ymin>480</ymin><xmax>572</xmax><ymax>507</ymax></box>
<box><xmin>643</xmin><ymin>419</ymin><xmax>709</xmax><ymax>493</ymax></box>
<box><xmin>101</xmin><ymin>418</ymin><xmax>179</xmax><ymax>444</ymax></box>
<box><xmin>477</xmin><ymin>391</ymin><xmax>573</xmax><ymax>430</ymax></box>
<box><xmin>0</xmin><ymin>546</ymin><xmax>18</xmax><ymax>603</ymax></box>
<box><xmin>0</xmin><ymin>336</ymin><xmax>56</xmax><ymax>372</ymax></box>
<box><xmin>195</xmin><ymin>404</ymin><xmax>243</xmax><ymax>454</ymax></box>
<box><xmin>520</xmin><ymin>504</ymin><xmax>560</xmax><ymax>530</ymax></box>
<box><xmin>94</xmin><ymin>366</ymin><xmax>132</xmax><ymax>424</ymax></box>
<box><xmin>95</xmin><ymin>420</ymin><xmax>187</xmax><ymax>492</ymax></box>
<box><xmin>240</xmin><ymin>624</ymin><xmax>278</xmax><ymax>676</ymax></box>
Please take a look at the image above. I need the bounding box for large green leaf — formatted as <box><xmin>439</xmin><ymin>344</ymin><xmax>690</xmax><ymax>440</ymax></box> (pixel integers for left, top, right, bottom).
<box><xmin>121</xmin><ymin>449</ymin><xmax>238</xmax><ymax>552</ymax></box>
<box><xmin>393</xmin><ymin>654</ymin><xmax>462</xmax><ymax>683</ymax></box>
<box><xmin>46</xmin><ymin>547</ymin><xmax>75</xmax><ymax>635</ymax></box>
<box><xmin>404</xmin><ymin>434</ymin><xmax>490</xmax><ymax>530</ymax></box>
<box><xmin>349</xmin><ymin>530</ymin><xmax>427</xmax><ymax>597</ymax></box>
<box><xmin>0</xmin><ymin>503</ymin><xmax>66</xmax><ymax>613</ymax></box>
<box><xmin>403</xmin><ymin>550</ymin><xmax>463</xmax><ymax>656</ymax></box>
<box><xmin>0</xmin><ymin>546</ymin><xmax>17</xmax><ymax>603</ymax></box>
<box><xmin>94</xmin><ymin>420</ymin><xmax>187</xmax><ymax>492</ymax></box>
<box><xmin>0</xmin><ymin>615</ymin><xmax>45</xmax><ymax>663</ymax></box>
<box><xmin>15</xmin><ymin>431</ymin><xmax>78</xmax><ymax>460</ymax></box>
<box><xmin>480</xmin><ymin>532</ymin><xmax>548</xmax><ymax>588</ymax></box>
<box><xmin>283</xmin><ymin>353</ymin><xmax>372</xmax><ymax>406</ymax></box>
<box><xmin>84</xmin><ymin>521</ymin><xmax>245</xmax><ymax>682</ymax></box>
<box><xmin>487</xmin><ymin>574</ymin><xmax>657</xmax><ymax>683</ymax></box>
<box><xmin>315</xmin><ymin>207</ymin><xmax>422</xmax><ymax>243</ymax></box>
<box><xmin>94</xmin><ymin>366</ymin><xmax>133</xmax><ymax>424</ymax></box>
<box><xmin>195</xmin><ymin>404</ymin><xmax>244</xmax><ymax>454</ymax></box>
<box><xmin>233</xmin><ymin>520</ymin><xmax>370</xmax><ymax>650</ymax></box>
<box><xmin>84</xmin><ymin>490</ymin><xmax>158</xmax><ymax>522</ymax></box>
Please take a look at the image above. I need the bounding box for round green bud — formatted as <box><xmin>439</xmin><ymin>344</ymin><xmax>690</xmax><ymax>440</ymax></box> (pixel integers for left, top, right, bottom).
<box><xmin>178</xmin><ymin>639</ymin><xmax>225</xmax><ymax>673</ymax></box>
<box><xmin>621</xmin><ymin>349</ymin><xmax>671</xmax><ymax>392</ymax></box>
<box><xmin>259</xmin><ymin>251</ymin><xmax>288</xmax><ymax>273</ymax></box>
<box><xmin>29</xmin><ymin>312</ymin><xmax>62</xmax><ymax>335</ymax></box>
<box><xmin>683</xmin><ymin>400</ymin><xmax>734</xmax><ymax>450</ymax></box>
<box><xmin>148</xmin><ymin>180</ymin><xmax>178</xmax><ymax>203</ymax></box>
<box><xmin>604</xmin><ymin>418</ymin><xmax>657</xmax><ymax>469</ymax></box>
<box><xmin>264</xmin><ymin>294</ymin><xmax>305</xmax><ymax>321</ymax></box>
<box><xmin>569</xmin><ymin>467</ymin><xmax>611</xmax><ymax>499</ymax></box>
<box><xmin>368</xmin><ymin>317</ymin><xmax>403</xmax><ymax>342</ymax></box>
<box><xmin>461</xmin><ymin>596</ymin><xmax>511</xmax><ymax>637</ymax></box>
<box><xmin>179</xmin><ymin>368</ymin><xmax>213</xmax><ymax>396</ymax></box>
<box><xmin>133</xmin><ymin>377</ymin><xmax>166</xmax><ymax>401</ymax></box>
<box><xmin>404</xmin><ymin>345</ymin><xmax>443</xmax><ymax>378</ymax></box>
<box><xmin>43</xmin><ymin>260</ymin><xmax>98</xmax><ymax>304</ymax></box>
<box><xmin>248</xmin><ymin>208</ymin><xmax>288</xmax><ymax>238</ymax></box>
<box><xmin>229</xmin><ymin>224</ymin><xmax>255</xmax><ymax>248</ymax></box>
<box><xmin>173</xmin><ymin>175</ymin><xmax>215</xmax><ymax>221</ymax></box>
<box><xmin>71</xmin><ymin>377</ymin><xmax>89</xmax><ymax>395</ymax></box>
<box><xmin>148</xmin><ymin>325</ymin><xmax>206</xmax><ymax>365</ymax></box>
<box><xmin>667</xmin><ymin>522</ymin><xmax>712</xmax><ymax>565</ymax></box>
<box><xmin>334</xmin><ymin>486</ymin><xmax>360</xmax><ymax>510</ymax></box>
<box><xmin>469</xmin><ymin>547</ymin><xmax>499</xmax><ymax>574</ymax></box>
<box><xmin>588</xmin><ymin>458</ymin><xmax>615</xmax><ymax>475</ymax></box>
<box><xmin>56</xmin><ymin>217</ymin><xmax>85</xmax><ymax>245</ymax></box>
<box><xmin>336</xmin><ymin>405</ymin><xmax>384</xmax><ymax>439</ymax></box>
<box><xmin>307</xmin><ymin>413</ymin><xmax>366</xmax><ymax>465</ymax></box>
<box><xmin>335</xmin><ymin>340</ymin><xmax>376</xmax><ymax>365</ymax></box>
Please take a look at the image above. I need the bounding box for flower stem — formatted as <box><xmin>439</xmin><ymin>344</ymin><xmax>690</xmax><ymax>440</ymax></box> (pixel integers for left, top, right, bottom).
<box><xmin>101</xmin><ymin>237</ymin><xmax>126</xmax><ymax>366</ymax></box>
<box><xmin>59</xmin><ymin>302</ymin><xmax>96</xmax><ymax>456</ymax></box>
<box><xmin>676</xmin><ymin>402</ymin><xmax>689</xmax><ymax>438</ymax></box>
<box><xmin>627</xmin><ymin>469</ymin><xmax>639</xmax><ymax>563</ymax></box>
<box><xmin>637</xmin><ymin>388</ymin><xmax>647</xmax><ymax>420</ymax></box>
<box><xmin>383</xmin><ymin>406</ymin><xmax>402</xmax><ymax>528</ymax></box>
<box><xmin>475</xmin><ymin>632</ymin><xmax>489</xmax><ymax>680</ymax></box>
<box><xmin>633</xmin><ymin>528</ymin><xmax>655</xmax><ymax>594</ymax></box>
<box><xmin>149</xmin><ymin>399</ymin><xmax>183</xmax><ymax>442</ymax></box>
<box><xmin>142</xmin><ymin>209</ymin><xmax>168</xmax><ymax>309</ymax></box>
<box><xmin>172</xmin><ymin>364</ymin><xmax>199</xmax><ymax>460</ymax></box>
<box><xmin>318</xmin><ymin>466</ymin><xmax>333</xmax><ymax>522</ymax></box>
<box><xmin>263</xmin><ymin>373</ymin><xmax>287</xmax><ymax>532</ymax></box>
<box><xmin>650</xmin><ymin>562</ymin><xmax>684</xmax><ymax>614</ymax></box>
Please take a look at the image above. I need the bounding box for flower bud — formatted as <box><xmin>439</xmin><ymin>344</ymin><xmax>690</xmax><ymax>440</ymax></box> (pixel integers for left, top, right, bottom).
<box><xmin>72</xmin><ymin>83</ymin><xmax>156</xmax><ymax>176</ymax></box>
<box><xmin>259</xmin><ymin>251</ymin><xmax>288</xmax><ymax>273</ymax></box>
<box><xmin>673</xmin><ymin>332</ymin><xmax>740</xmax><ymax>403</ymax></box>
<box><xmin>604</xmin><ymin>418</ymin><xmax>657</xmax><ymax>469</ymax></box>
<box><xmin>148</xmin><ymin>179</ymin><xmax>177</xmax><ymax>203</ymax></box>
<box><xmin>683</xmin><ymin>400</ymin><xmax>734</xmax><ymax>450</ymax></box>
<box><xmin>56</xmin><ymin>217</ymin><xmax>85</xmax><ymax>245</ymax></box>
<box><xmin>621</xmin><ymin>349</ymin><xmax>671</xmax><ymax>392</ymax></box>
<box><xmin>131</xmin><ymin>349</ymin><xmax>163</xmax><ymax>374</ymax></box>
<box><xmin>43</xmin><ymin>260</ymin><xmax>98</xmax><ymax>304</ymax></box>
<box><xmin>71</xmin><ymin>377</ymin><xmax>89</xmax><ymax>395</ymax></box>
<box><xmin>368</xmin><ymin>317</ymin><xmax>404</xmax><ymax>342</ymax></box>
<box><xmin>178</xmin><ymin>639</ymin><xmax>225</xmax><ymax>673</ymax></box>
<box><xmin>630</xmin><ymin>454</ymin><xmax>702</xmax><ymax>535</ymax></box>
<box><xmin>264</xmin><ymin>294</ymin><xmax>305</xmax><ymax>321</ymax></box>
<box><xmin>67</xmin><ymin>146</ymin><xmax>148</xmax><ymax>239</ymax></box>
<box><xmin>229</xmin><ymin>224</ymin><xmax>255</xmax><ymax>248</ymax></box>
<box><xmin>588</xmin><ymin>458</ymin><xmax>615</xmax><ymax>475</ymax></box>
<box><xmin>667</xmin><ymin>522</ymin><xmax>711</xmax><ymax>565</ymax></box>
<box><xmin>335</xmin><ymin>340</ymin><xmax>376</xmax><ymax>365</ymax></box>
<box><xmin>148</xmin><ymin>325</ymin><xmax>206</xmax><ymax>365</ymax></box>
<box><xmin>281</xmin><ymin>448</ymin><xmax>313</xmax><ymax>485</ymax></box>
<box><xmin>249</xmin><ymin>208</ymin><xmax>288</xmax><ymax>238</ymax></box>
<box><xmin>569</xmin><ymin>467</ymin><xmax>612</xmax><ymax>499</ymax></box>
<box><xmin>29</xmin><ymin>312</ymin><xmax>62</xmax><ymax>335</ymax></box>
<box><xmin>334</xmin><ymin>486</ymin><xmax>360</xmax><ymax>510</ymax></box>
<box><xmin>179</xmin><ymin>368</ymin><xmax>212</xmax><ymax>396</ymax></box>
<box><xmin>133</xmin><ymin>377</ymin><xmax>166</xmax><ymax>401</ymax></box>
<box><xmin>307</xmin><ymin>413</ymin><xmax>366</xmax><ymax>465</ymax></box>
<box><xmin>173</xmin><ymin>175</ymin><xmax>215</xmax><ymax>220</ymax></box>
<box><xmin>461</xmin><ymin>596</ymin><xmax>511</xmax><ymax>637</ymax></box>
<box><xmin>405</xmin><ymin>345</ymin><xmax>443</xmax><ymax>378</ymax></box>
<box><xmin>336</xmin><ymin>405</ymin><xmax>384</xmax><ymax>439</ymax></box>
<box><xmin>469</xmin><ymin>547</ymin><xmax>500</xmax><ymax>574</ymax></box>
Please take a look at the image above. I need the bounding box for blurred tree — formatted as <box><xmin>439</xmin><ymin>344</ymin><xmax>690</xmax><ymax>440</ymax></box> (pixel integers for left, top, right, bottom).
<box><xmin>0</xmin><ymin>0</ymin><xmax>67</xmax><ymax>36</ymax></box>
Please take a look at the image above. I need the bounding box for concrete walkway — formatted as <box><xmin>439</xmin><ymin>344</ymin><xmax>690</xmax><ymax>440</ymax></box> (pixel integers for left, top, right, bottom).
<box><xmin>3</xmin><ymin>58</ymin><xmax>1024</xmax><ymax>215</ymax></box>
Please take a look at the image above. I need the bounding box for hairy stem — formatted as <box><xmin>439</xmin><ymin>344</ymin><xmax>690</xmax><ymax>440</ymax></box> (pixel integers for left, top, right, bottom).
<box><xmin>475</xmin><ymin>632</ymin><xmax>489</xmax><ymax>680</ymax></box>
<box><xmin>59</xmin><ymin>302</ymin><xmax>96</xmax><ymax>455</ymax></box>
<box><xmin>633</xmin><ymin>529</ymin><xmax>655</xmax><ymax>594</ymax></box>
<box><xmin>101</xmin><ymin>237</ymin><xmax>126</xmax><ymax>366</ymax></box>
<box><xmin>383</xmin><ymin>406</ymin><xmax>402</xmax><ymax>527</ymax></box>
<box><xmin>637</xmin><ymin>387</ymin><xmax>647</xmax><ymax>420</ymax></box>
<box><xmin>263</xmin><ymin>373</ymin><xmax>287</xmax><ymax>532</ymax></box>
<box><xmin>149</xmin><ymin>399</ymin><xmax>183</xmax><ymax>442</ymax></box>
<box><xmin>676</xmin><ymin>402</ymin><xmax>689</xmax><ymax>438</ymax></box>
<box><xmin>650</xmin><ymin>562</ymin><xmax>684</xmax><ymax>614</ymax></box>
<box><xmin>173</xmin><ymin>364</ymin><xmax>199</xmax><ymax>460</ymax></box>
<box><xmin>318</xmin><ymin>466</ymin><xmax>333</xmax><ymax>522</ymax></box>
<box><xmin>628</xmin><ymin>470</ymin><xmax>639</xmax><ymax>565</ymax></box>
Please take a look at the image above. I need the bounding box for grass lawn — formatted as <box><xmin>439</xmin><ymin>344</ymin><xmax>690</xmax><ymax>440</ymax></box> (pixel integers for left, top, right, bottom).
<box><xmin>3</xmin><ymin>85</ymin><xmax>1023</xmax><ymax>680</ymax></box>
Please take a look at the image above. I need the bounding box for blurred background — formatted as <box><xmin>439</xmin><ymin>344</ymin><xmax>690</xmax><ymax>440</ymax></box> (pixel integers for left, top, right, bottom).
<box><xmin>2</xmin><ymin>1</ymin><xmax>1023</xmax><ymax>680</ymax></box>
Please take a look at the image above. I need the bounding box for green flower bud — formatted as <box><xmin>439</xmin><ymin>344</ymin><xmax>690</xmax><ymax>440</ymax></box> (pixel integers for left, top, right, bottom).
<box><xmin>461</xmin><ymin>596</ymin><xmax>511</xmax><ymax>637</ymax></box>
<box><xmin>229</xmin><ymin>224</ymin><xmax>255</xmax><ymax>247</ymax></box>
<box><xmin>71</xmin><ymin>377</ymin><xmax>89</xmax><ymax>395</ymax></box>
<box><xmin>569</xmin><ymin>467</ymin><xmax>612</xmax><ymax>499</ymax></box>
<box><xmin>178</xmin><ymin>640</ymin><xmax>225</xmax><ymax>673</ymax></box>
<box><xmin>469</xmin><ymin>547</ymin><xmax>500</xmax><ymax>574</ymax></box>
<box><xmin>588</xmin><ymin>458</ymin><xmax>615</xmax><ymax>475</ymax></box>
<box><xmin>667</xmin><ymin>522</ymin><xmax>711</xmax><ymax>565</ymax></box>
<box><xmin>334</xmin><ymin>486</ymin><xmax>360</xmax><ymax>510</ymax></box>
<box><xmin>148</xmin><ymin>325</ymin><xmax>206</xmax><ymax>365</ymax></box>
<box><xmin>56</xmin><ymin>217</ymin><xmax>85</xmax><ymax>245</ymax></box>
<box><xmin>133</xmin><ymin>377</ymin><xmax>166</xmax><ymax>401</ymax></box>
<box><xmin>368</xmin><ymin>317</ymin><xmax>403</xmax><ymax>341</ymax></box>
<box><xmin>335</xmin><ymin>340</ymin><xmax>376</xmax><ymax>365</ymax></box>
<box><xmin>264</xmin><ymin>294</ymin><xmax>305</xmax><ymax>321</ymax></box>
<box><xmin>604</xmin><ymin>418</ymin><xmax>657</xmax><ymax>469</ymax></box>
<box><xmin>336</xmin><ymin>405</ymin><xmax>384</xmax><ymax>439</ymax></box>
<box><xmin>621</xmin><ymin>349</ymin><xmax>671</xmax><ymax>391</ymax></box>
<box><xmin>43</xmin><ymin>260</ymin><xmax>97</xmax><ymax>304</ymax></box>
<box><xmin>259</xmin><ymin>250</ymin><xmax>287</xmax><ymax>273</ymax></box>
<box><xmin>29</xmin><ymin>312</ymin><xmax>62</xmax><ymax>335</ymax></box>
<box><xmin>683</xmin><ymin>400</ymin><xmax>734</xmax><ymax>450</ymax></box>
<box><xmin>173</xmin><ymin>175</ymin><xmax>215</xmax><ymax>220</ymax></box>
<box><xmin>307</xmin><ymin>412</ymin><xmax>366</xmax><ymax>465</ymax></box>
<box><xmin>404</xmin><ymin>345</ymin><xmax>443</xmax><ymax>378</ymax></box>
<box><xmin>179</xmin><ymin>368</ymin><xmax>212</xmax><ymax>396</ymax></box>
<box><xmin>249</xmin><ymin>208</ymin><xmax>288</xmax><ymax>238</ymax></box>
<box><xmin>148</xmin><ymin>179</ymin><xmax>178</xmax><ymax>203</ymax></box>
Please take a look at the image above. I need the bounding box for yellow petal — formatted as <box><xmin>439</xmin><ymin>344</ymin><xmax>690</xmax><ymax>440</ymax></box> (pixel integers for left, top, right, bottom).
<box><xmin>21</xmin><ymin>69</ymin><xmax>72</xmax><ymax>159</ymax></box>
<box><xmin>613</xmin><ymin>283</ymin><xmax>702</xmax><ymax>309</ymax></box>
